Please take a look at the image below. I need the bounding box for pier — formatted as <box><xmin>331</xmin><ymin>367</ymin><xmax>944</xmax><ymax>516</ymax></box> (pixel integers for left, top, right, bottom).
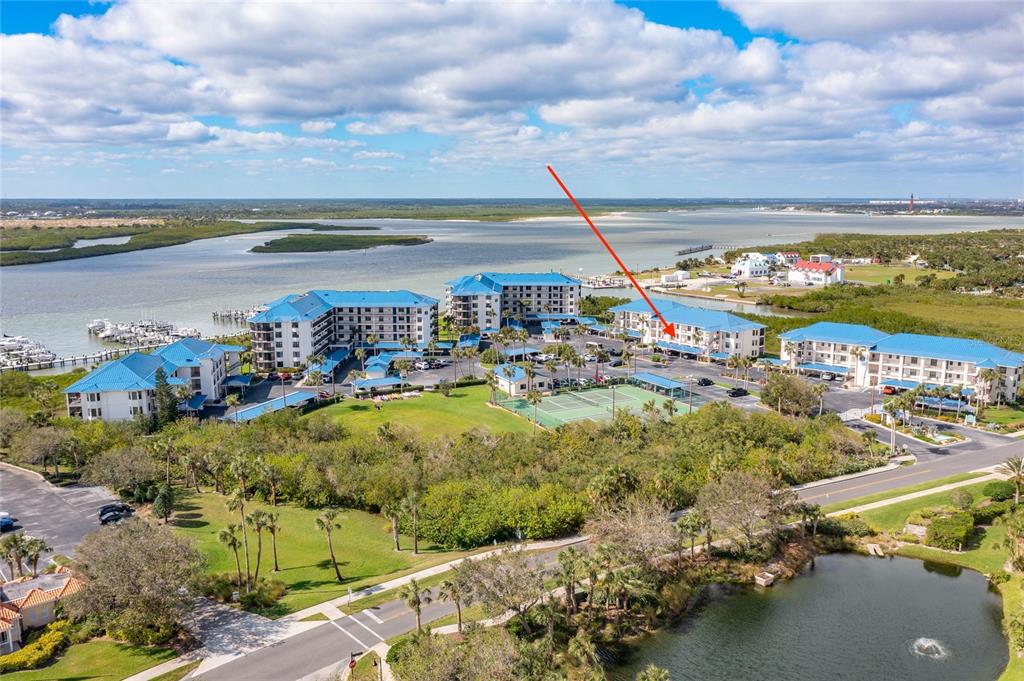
<box><xmin>1</xmin><ymin>342</ymin><xmax>169</xmax><ymax>373</ymax></box>
<box><xmin>675</xmin><ymin>244</ymin><xmax>716</xmax><ymax>256</ymax></box>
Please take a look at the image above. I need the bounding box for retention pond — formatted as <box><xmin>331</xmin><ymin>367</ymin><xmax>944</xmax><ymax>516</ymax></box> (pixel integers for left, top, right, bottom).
<box><xmin>611</xmin><ymin>554</ymin><xmax>1007</xmax><ymax>681</ymax></box>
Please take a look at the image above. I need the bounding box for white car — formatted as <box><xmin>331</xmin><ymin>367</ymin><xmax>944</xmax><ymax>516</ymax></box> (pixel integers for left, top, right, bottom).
<box><xmin>414</xmin><ymin>361</ymin><xmax>430</xmax><ymax>370</ymax></box>
<box><xmin>821</xmin><ymin>372</ymin><xmax>835</xmax><ymax>381</ymax></box>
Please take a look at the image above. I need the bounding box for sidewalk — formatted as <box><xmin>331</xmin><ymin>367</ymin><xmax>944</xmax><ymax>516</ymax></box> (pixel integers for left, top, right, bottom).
<box><xmin>282</xmin><ymin>535</ymin><xmax>586</xmax><ymax>623</ymax></box>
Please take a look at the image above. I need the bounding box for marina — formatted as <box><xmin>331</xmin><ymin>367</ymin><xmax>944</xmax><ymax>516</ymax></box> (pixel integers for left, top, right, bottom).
<box><xmin>86</xmin><ymin>318</ymin><xmax>201</xmax><ymax>346</ymax></box>
<box><xmin>0</xmin><ymin>335</ymin><xmax>56</xmax><ymax>369</ymax></box>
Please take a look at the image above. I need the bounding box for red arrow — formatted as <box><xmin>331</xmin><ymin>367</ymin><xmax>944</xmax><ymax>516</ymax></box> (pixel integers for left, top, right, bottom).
<box><xmin>547</xmin><ymin>165</ymin><xmax>676</xmax><ymax>337</ymax></box>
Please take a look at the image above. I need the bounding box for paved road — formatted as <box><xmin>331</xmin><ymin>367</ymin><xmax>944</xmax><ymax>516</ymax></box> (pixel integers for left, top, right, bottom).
<box><xmin>798</xmin><ymin>433</ymin><xmax>1023</xmax><ymax>506</ymax></box>
<box><xmin>0</xmin><ymin>464</ymin><xmax>116</xmax><ymax>574</ymax></box>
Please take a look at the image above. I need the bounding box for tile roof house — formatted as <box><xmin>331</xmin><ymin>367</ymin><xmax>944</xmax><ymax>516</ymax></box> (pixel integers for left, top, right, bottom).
<box><xmin>1</xmin><ymin>568</ymin><xmax>85</xmax><ymax>654</ymax></box>
<box><xmin>788</xmin><ymin>259</ymin><xmax>845</xmax><ymax>286</ymax></box>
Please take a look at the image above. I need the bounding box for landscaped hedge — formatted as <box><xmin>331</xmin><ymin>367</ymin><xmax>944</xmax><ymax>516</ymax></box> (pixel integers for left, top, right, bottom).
<box><xmin>972</xmin><ymin>500</ymin><xmax>1012</xmax><ymax>525</ymax></box>
<box><xmin>925</xmin><ymin>512</ymin><xmax>974</xmax><ymax>550</ymax></box>
<box><xmin>0</xmin><ymin>620</ymin><xmax>70</xmax><ymax>673</ymax></box>
<box><xmin>816</xmin><ymin>516</ymin><xmax>874</xmax><ymax>538</ymax></box>
<box><xmin>983</xmin><ymin>480</ymin><xmax>1016</xmax><ymax>502</ymax></box>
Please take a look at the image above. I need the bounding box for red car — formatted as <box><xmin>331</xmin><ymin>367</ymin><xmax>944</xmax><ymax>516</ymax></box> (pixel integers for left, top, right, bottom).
<box><xmin>881</xmin><ymin>386</ymin><xmax>897</xmax><ymax>395</ymax></box>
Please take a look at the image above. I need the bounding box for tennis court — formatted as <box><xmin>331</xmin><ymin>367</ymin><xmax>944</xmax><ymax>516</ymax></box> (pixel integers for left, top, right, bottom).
<box><xmin>501</xmin><ymin>383</ymin><xmax>707</xmax><ymax>428</ymax></box>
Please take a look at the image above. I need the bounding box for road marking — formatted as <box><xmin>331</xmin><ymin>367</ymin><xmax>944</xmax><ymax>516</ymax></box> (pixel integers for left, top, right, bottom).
<box><xmin>330</xmin><ymin>618</ymin><xmax>369</xmax><ymax>649</ymax></box>
<box><xmin>802</xmin><ymin>468</ymin><xmax>934</xmax><ymax>502</ymax></box>
<box><xmin>350</xmin><ymin>614</ymin><xmax>385</xmax><ymax>641</ymax></box>
<box><xmin>363</xmin><ymin>609</ymin><xmax>384</xmax><ymax>624</ymax></box>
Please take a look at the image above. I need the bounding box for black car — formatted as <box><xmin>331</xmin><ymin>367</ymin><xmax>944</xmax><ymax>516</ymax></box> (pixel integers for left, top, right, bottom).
<box><xmin>696</xmin><ymin>377</ymin><xmax>714</xmax><ymax>387</ymax></box>
<box><xmin>608</xmin><ymin>348</ymin><xmax>622</xmax><ymax>357</ymax></box>
<box><xmin>609</xmin><ymin>359</ymin><xmax>624</xmax><ymax>367</ymax></box>
<box><xmin>98</xmin><ymin>502</ymin><xmax>132</xmax><ymax>517</ymax></box>
<box><xmin>726</xmin><ymin>387</ymin><xmax>749</xmax><ymax>398</ymax></box>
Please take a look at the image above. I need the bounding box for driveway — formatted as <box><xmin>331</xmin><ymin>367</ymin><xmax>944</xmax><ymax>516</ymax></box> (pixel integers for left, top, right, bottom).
<box><xmin>0</xmin><ymin>463</ymin><xmax>116</xmax><ymax>573</ymax></box>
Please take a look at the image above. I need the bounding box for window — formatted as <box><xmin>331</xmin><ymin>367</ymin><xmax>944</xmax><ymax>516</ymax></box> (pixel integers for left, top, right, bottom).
<box><xmin>129</xmin><ymin>391</ymin><xmax>143</xmax><ymax>401</ymax></box>
<box><xmin>89</xmin><ymin>408</ymin><xmax>101</xmax><ymax>418</ymax></box>
<box><xmin>87</xmin><ymin>393</ymin><xmax>101</xmax><ymax>402</ymax></box>
<box><xmin>130</xmin><ymin>406</ymin><xmax>142</xmax><ymax>415</ymax></box>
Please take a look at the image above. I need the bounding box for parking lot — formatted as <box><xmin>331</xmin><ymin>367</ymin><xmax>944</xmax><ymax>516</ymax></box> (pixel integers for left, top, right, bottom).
<box><xmin>0</xmin><ymin>464</ymin><xmax>116</xmax><ymax>575</ymax></box>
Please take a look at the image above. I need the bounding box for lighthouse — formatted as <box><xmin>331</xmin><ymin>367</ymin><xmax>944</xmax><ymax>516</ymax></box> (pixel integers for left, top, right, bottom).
<box><xmin>909</xmin><ymin>193</ymin><xmax>914</xmax><ymax>213</ymax></box>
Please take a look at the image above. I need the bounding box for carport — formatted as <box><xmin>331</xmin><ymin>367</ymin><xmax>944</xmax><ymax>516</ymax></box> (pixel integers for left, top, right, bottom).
<box><xmin>656</xmin><ymin>340</ymin><xmax>702</xmax><ymax>356</ymax></box>
<box><xmin>797</xmin><ymin>362</ymin><xmax>849</xmax><ymax>376</ymax></box>
<box><xmin>629</xmin><ymin>371</ymin><xmax>690</xmax><ymax>398</ymax></box>
<box><xmin>353</xmin><ymin>376</ymin><xmax>404</xmax><ymax>392</ymax></box>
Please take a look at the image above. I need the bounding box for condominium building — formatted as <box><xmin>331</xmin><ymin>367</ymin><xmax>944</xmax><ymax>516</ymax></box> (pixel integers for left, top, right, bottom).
<box><xmin>64</xmin><ymin>337</ymin><xmax>244</xmax><ymax>421</ymax></box>
<box><xmin>249</xmin><ymin>290</ymin><xmax>438</xmax><ymax>371</ymax></box>
<box><xmin>444</xmin><ymin>272</ymin><xmax>581</xmax><ymax>333</ymax></box>
<box><xmin>609</xmin><ymin>298</ymin><xmax>766</xmax><ymax>359</ymax></box>
<box><xmin>779</xmin><ymin>321</ymin><xmax>1024</xmax><ymax>401</ymax></box>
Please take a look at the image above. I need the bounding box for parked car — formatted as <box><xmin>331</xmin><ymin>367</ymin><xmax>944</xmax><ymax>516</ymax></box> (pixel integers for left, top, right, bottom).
<box><xmin>98</xmin><ymin>502</ymin><xmax>132</xmax><ymax>517</ymax></box>
<box><xmin>609</xmin><ymin>359</ymin><xmax>624</xmax><ymax>367</ymax></box>
<box><xmin>414</xmin><ymin>361</ymin><xmax>431</xmax><ymax>370</ymax></box>
<box><xmin>0</xmin><ymin>512</ymin><xmax>13</xmax><ymax>532</ymax></box>
<box><xmin>99</xmin><ymin>504</ymin><xmax>134</xmax><ymax>525</ymax></box>
<box><xmin>881</xmin><ymin>386</ymin><xmax>897</xmax><ymax>395</ymax></box>
<box><xmin>726</xmin><ymin>387</ymin><xmax>749</xmax><ymax>398</ymax></box>
<box><xmin>608</xmin><ymin>348</ymin><xmax>622</xmax><ymax>357</ymax></box>
<box><xmin>696</xmin><ymin>377</ymin><xmax>714</xmax><ymax>387</ymax></box>
<box><xmin>267</xmin><ymin>372</ymin><xmax>279</xmax><ymax>381</ymax></box>
<box><xmin>821</xmin><ymin>372</ymin><xmax>835</xmax><ymax>381</ymax></box>
<box><xmin>583</xmin><ymin>354</ymin><xmax>596</xmax><ymax>362</ymax></box>
<box><xmin>278</xmin><ymin>372</ymin><xmax>292</xmax><ymax>381</ymax></box>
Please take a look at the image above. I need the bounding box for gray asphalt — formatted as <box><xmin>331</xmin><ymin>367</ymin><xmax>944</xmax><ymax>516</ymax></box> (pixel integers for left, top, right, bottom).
<box><xmin>0</xmin><ymin>463</ymin><xmax>116</xmax><ymax>574</ymax></box>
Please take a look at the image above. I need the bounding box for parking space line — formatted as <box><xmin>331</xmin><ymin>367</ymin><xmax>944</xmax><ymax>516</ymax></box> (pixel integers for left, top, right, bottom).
<box><xmin>330</xmin><ymin>619</ymin><xmax>369</xmax><ymax>649</ymax></box>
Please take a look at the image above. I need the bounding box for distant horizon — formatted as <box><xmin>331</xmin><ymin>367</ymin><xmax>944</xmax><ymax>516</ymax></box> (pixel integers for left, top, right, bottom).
<box><xmin>4</xmin><ymin>196</ymin><xmax>1018</xmax><ymax>203</ymax></box>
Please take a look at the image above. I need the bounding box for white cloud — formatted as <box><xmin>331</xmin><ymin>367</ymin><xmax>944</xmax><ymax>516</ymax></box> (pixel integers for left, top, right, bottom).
<box><xmin>0</xmin><ymin>0</ymin><xmax>1020</xmax><ymax>186</ymax></box>
<box><xmin>352</xmin><ymin>150</ymin><xmax>404</xmax><ymax>160</ymax></box>
<box><xmin>299</xmin><ymin>120</ymin><xmax>336</xmax><ymax>134</ymax></box>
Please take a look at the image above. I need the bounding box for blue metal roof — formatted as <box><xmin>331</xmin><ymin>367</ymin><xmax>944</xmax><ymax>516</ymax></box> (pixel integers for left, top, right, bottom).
<box><xmin>457</xmin><ymin>334</ymin><xmax>480</xmax><ymax>349</ymax></box>
<box><xmin>309</xmin><ymin>348</ymin><xmax>350</xmax><ymax>374</ymax></box>
<box><xmin>494</xmin><ymin>363</ymin><xmax>527</xmax><ymax>383</ymax></box>
<box><xmin>541</xmin><ymin>321</ymin><xmax>563</xmax><ymax>331</ymax></box>
<box><xmin>798</xmin><ymin>362</ymin><xmax>849</xmax><ymax>374</ymax></box>
<box><xmin>779</xmin><ymin>322</ymin><xmax>890</xmax><ymax>347</ymax></box>
<box><xmin>65</xmin><ymin>352</ymin><xmax>184</xmax><ymax>393</ymax></box>
<box><xmin>179</xmin><ymin>393</ymin><xmax>208</xmax><ymax>411</ymax></box>
<box><xmin>251</xmin><ymin>289</ymin><xmax>437</xmax><ymax>323</ymax></box>
<box><xmin>881</xmin><ymin>379</ymin><xmax>975</xmax><ymax>395</ymax></box>
<box><xmin>222</xmin><ymin>391</ymin><xmax>314</xmax><ymax>422</ymax></box>
<box><xmin>447</xmin><ymin>272</ymin><xmax>580</xmax><ymax>296</ymax></box>
<box><xmin>630</xmin><ymin>372</ymin><xmax>687</xmax><ymax>390</ymax></box>
<box><xmin>224</xmin><ymin>374</ymin><xmax>254</xmax><ymax>387</ymax></box>
<box><xmin>656</xmin><ymin>340</ymin><xmax>702</xmax><ymax>355</ymax></box>
<box><xmin>609</xmin><ymin>298</ymin><xmax>765</xmax><ymax>333</ymax></box>
<box><xmin>872</xmin><ymin>333</ymin><xmax>1024</xmax><ymax>367</ymax></box>
<box><xmin>505</xmin><ymin>347</ymin><xmax>540</xmax><ymax>358</ymax></box>
<box><xmin>353</xmin><ymin>376</ymin><xmax>404</xmax><ymax>389</ymax></box>
<box><xmin>153</xmin><ymin>337</ymin><xmax>241</xmax><ymax>367</ymax></box>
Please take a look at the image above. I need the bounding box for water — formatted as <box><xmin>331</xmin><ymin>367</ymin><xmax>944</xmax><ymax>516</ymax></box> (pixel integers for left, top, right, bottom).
<box><xmin>611</xmin><ymin>554</ymin><xmax>1008</xmax><ymax>681</ymax></box>
<box><xmin>2</xmin><ymin>209</ymin><xmax>1020</xmax><ymax>357</ymax></box>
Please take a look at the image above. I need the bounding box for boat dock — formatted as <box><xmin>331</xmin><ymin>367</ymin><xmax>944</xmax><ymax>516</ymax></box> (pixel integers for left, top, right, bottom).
<box><xmin>213</xmin><ymin>305</ymin><xmax>267</xmax><ymax>323</ymax></box>
<box><xmin>1</xmin><ymin>342</ymin><xmax>169</xmax><ymax>373</ymax></box>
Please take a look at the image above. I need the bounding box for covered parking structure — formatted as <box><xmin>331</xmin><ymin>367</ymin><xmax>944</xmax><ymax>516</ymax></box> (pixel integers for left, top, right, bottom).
<box><xmin>628</xmin><ymin>371</ymin><xmax>690</xmax><ymax>398</ymax></box>
<box><xmin>880</xmin><ymin>378</ymin><xmax>975</xmax><ymax>397</ymax></box>
<box><xmin>656</xmin><ymin>340</ymin><xmax>703</xmax><ymax>356</ymax></box>
<box><xmin>222</xmin><ymin>390</ymin><xmax>315</xmax><ymax>423</ymax></box>
<box><xmin>308</xmin><ymin>348</ymin><xmax>350</xmax><ymax>376</ymax></box>
<box><xmin>797</xmin><ymin>362</ymin><xmax>849</xmax><ymax>376</ymax></box>
<box><xmin>352</xmin><ymin>376</ymin><xmax>405</xmax><ymax>393</ymax></box>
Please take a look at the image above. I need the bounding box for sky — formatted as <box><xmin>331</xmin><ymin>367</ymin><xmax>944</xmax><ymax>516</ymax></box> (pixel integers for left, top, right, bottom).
<box><xmin>1</xmin><ymin>1</ymin><xmax>1021</xmax><ymax>199</ymax></box>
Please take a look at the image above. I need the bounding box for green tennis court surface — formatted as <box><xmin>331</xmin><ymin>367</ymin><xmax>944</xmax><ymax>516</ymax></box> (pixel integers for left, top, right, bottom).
<box><xmin>501</xmin><ymin>384</ymin><xmax>707</xmax><ymax>428</ymax></box>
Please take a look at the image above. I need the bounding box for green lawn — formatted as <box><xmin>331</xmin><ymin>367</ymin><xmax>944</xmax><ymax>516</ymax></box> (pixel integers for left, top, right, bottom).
<box><xmin>984</xmin><ymin>405</ymin><xmax>1024</xmax><ymax>427</ymax></box>
<box><xmin>822</xmin><ymin>472</ymin><xmax>988</xmax><ymax>513</ymax></box>
<box><xmin>312</xmin><ymin>385</ymin><xmax>533</xmax><ymax>438</ymax></box>
<box><xmin>172</xmin><ymin>491</ymin><xmax>473</xmax><ymax>616</ymax></box>
<box><xmin>149</xmin><ymin>660</ymin><xmax>201</xmax><ymax>681</ymax></box>
<box><xmin>843</xmin><ymin>265</ymin><xmax>956</xmax><ymax>285</ymax></box>
<box><xmin>6</xmin><ymin>640</ymin><xmax>176</xmax><ymax>681</ymax></box>
<box><xmin>858</xmin><ymin>480</ymin><xmax>994</xmax><ymax>532</ymax></box>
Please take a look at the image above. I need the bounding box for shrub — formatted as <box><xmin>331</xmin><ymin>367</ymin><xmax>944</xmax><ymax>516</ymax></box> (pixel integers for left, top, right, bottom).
<box><xmin>479</xmin><ymin>348</ymin><xmax>505</xmax><ymax>365</ymax></box>
<box><xmin>972</xmin><ymin>500</ymin><xmax>1012</xmax><ymax>525</ymax></box>
<box><xmin>386</xmin><ymin>636</ymin><xmax>413</xmax><ymax>666</ymax></box>
<box><xmin>949</xmin><ymin>489</ymin><xmax>974</xmax><ymax>510</ymax></box>
<box><xmin>0</xmin><ymin>620</ymin><xmax>70</xmax><ymax>673</ymax></box>
<box><xmin>864</xmin><ymin>413</ymin><xmax>883</xmax><ymax>424</ymax></box>
<box><xmin>925</xmin><ymin>512</ymin><xmax>974</xmax><ymax>550</ymax></box>
<box><xmin>816</xmin><ymin>516</ymin><xmax>875</xmax><ymax>538</ymax></box>
<box><xmin>983</xmin><ymin>480</ymin><xmax>1016</xmax><ymax>502</ymax></box>
<box><xmin>240</xmin><ymin>578</ymin><xmax>288</xmax><ymax>610</ymax></box>
<box><xmin>896</xmin><ymin>532</ymin><xmax>920</xmax><ymax>544</ymax></box>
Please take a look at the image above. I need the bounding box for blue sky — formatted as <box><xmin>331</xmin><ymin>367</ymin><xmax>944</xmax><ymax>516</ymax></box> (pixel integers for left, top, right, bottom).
<box><xmin>1</xmin><ymin>1</ymin><xmax>1021</xmax><ymax>198</ymax></box>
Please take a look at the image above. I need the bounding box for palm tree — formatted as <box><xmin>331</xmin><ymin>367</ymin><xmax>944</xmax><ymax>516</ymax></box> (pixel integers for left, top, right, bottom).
<box><xmin>999</xmin><ymin>457</ymin><xmax>1024</xmax><ymax>505</ymax></box>
<box><xmin>398</xmin><ymin>578</ymin><xmax>433</xmax><ymax>631</ymax></box>
<box><xmin>544</xmin><ymin>359</ymin><xmax>559</xmax><ymax>386</ymax></box>
<box><xmin>661</xmin><ymin>399</ymin><xmax>677</xmax><ymax>420</ymax></box>
<box><xmin>265</xmin><ymin>511</ymin><xmax>282</xmax><ymax>572</ymax></box>
<box><xmin>636</xmin><ymin>665</ymin><xmax>671</xmax><ymax>681</ymax></box>
<box><xmin>621</xmin><ymin>349</ymin><xmax>634</xmax><ymax>376</ymax></box>
<box><xmin>524</xmin><ymin>363</ymin><xmax>536</xmax><ymax>392</ymax></box>
<box><xmin>980</xmin><ymin>368</ymin><xmax>1001</xmax><ymax>413</ymax></box>
<box><xmin>224</xmin><ymin>393</ymin><xmax>241</xmax><ymax>410</ymax></box>
<box><xmin>557</xmin><ymin>547</ymin><xmax>581</xmax><ymax>622</ymax></box>
<box><xmin>813</xmin><ymin>382</ymin><xmax>828</xmax><ymax>416</ymax></box>
<box><xmin>882</xmin><ymin>398</ymin><xmax>902</xmax><ymax>455</ymax></box>
<box><xmin>526</xmin><ymin>389</ymin><xmax>543</xmax><ymax>434</ymax></box>
<box><xmin>953</xmin><ymin>385</ymin><xmax>964</xmax><ymax>422</ymax></box>
<box><xmin>734</xmin><ymin>281</ymin><xmax>747</xmax><ymax>298</ymax></box>
<box><xmin>226</xmin><ymin>489</ymin><xmax>252</xmax><ymax>592</ymax></box>
<box><xmin>572</xmin><ymin>353</ymin><xmax>586</xmax><ymax>383</ymax></box>
<box><xmin>738</xmin><ymin>355</ymin><xmax>754</xmax><ymax>386</ymax></box>
<box><xmin>354</xmin><ymin>348</ymin><xmax>367</xmax><ymax>371</ymax></box>
<box><xmin>218</xmin><ymin>524</ymin><xmax>244</xmax><ymax>588</ymax></box>
<box><xmin>315</xmin><ymin>508</ymin><xmax>344</xmax><ymax>582</ymax></box>
<box><xmin>22</xmin><ymin>536</ymin><xmax>51</xmax><ymax>577</ymax></box>
<box><xmin>783</xmin><ymin>341</ymin><xmax>798</xmax><ymax>372</ymax></box>
<box><xmin>401</xmin><ymin>493</ymin><xmax>420</xmax><ymax>555</ymax></box>
<box><xmin>438</xmin><ymin>575</ymin><xmax>467</xmax><ymax>633</ymax></box>
<box><xmin>247</xmin><ymin>509</ymin><xmax>270</xmax><ymax>582</ymax></box>
<box><xmin>366</xmin><ymin>334</ymin><xmax>379</xmax><ymax>351</ymax></box>
<box><xmin>676</xmin><ymin>514</ymin><xmax>703</xmax><ymax>559</ymax></box>
<box><xmin>382</xmin><ymin>499</ymin><xmax>402</xmax><ymax>551</ymax></box>
<box><xmin>0</xmin><ymin>534</ymin><xmax>27</xmax><ymax>577</ymax></box>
